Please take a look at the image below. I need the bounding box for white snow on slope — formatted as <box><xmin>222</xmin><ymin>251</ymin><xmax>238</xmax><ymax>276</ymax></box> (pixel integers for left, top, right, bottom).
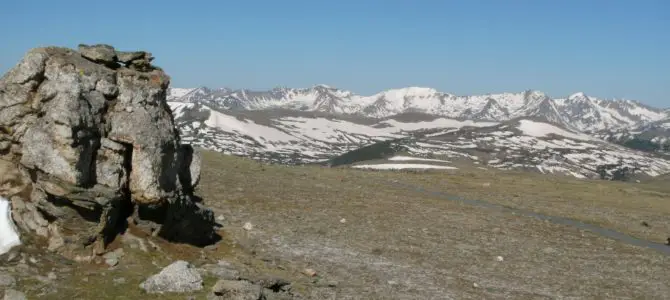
<box><xmin>380</xmin><ymin>119</ymin><xmax>497</xmax><ymax>132</ymax></box>
<box><xmin>352</xmin><ymin>164</ymin><xmax>458</xmax><ymax>170</ymax></box>
<box><xmin>388</xmin><ymin>156</ymin><xmax>451</xmax><ymax>163</ymax></box>
<box><xmin>204</xmin><ymin>109</ymin><xmax>297</xmax><ymax>144</ymax></box>
<box><xmin>517</xmin><ymin>120</ymin><xmax>594</xmax><ymax>141</ymax></box>
<box><xmin>0</xmin><ymin>197</ymin><xmax>21</xmax><ymax>255</ymax></box>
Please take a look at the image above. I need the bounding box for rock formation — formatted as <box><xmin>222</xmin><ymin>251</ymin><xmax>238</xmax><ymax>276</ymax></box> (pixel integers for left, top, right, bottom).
<box><xmin>0</xmin><ymin>44</ymin><xmax>216</xmax><ymax>256</ymax></box>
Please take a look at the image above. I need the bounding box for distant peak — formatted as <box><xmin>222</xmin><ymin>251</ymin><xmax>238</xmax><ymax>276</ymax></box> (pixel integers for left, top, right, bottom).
<box><xmin>569</xmin><ymin>92</ymin><xmax>588</xmax><ymax>99</ymax></box>
<box><xmin>385</xmin><ymin>87</ymin><xmax>438</xmax><ymax>96</ymax></box>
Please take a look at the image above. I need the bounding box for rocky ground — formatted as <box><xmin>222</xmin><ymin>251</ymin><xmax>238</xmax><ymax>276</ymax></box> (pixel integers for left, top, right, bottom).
<box><xmin>2</xmin><ymin>150</ymin><xmax>670</xmax><ymax>299</ymax></box>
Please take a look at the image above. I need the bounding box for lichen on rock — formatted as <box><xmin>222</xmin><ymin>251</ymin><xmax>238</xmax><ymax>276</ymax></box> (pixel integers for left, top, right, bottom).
<box><xmin>0</xmin><ymin>44</ymin><xmax>217</xmax><ymax>256</ymax></box>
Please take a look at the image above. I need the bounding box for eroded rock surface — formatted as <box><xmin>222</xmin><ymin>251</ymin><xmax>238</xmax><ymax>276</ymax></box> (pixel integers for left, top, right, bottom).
<box><xmin>0</xmin><ymin>44</ymin><xmax>216</xmax><ymax>256</ymax></box>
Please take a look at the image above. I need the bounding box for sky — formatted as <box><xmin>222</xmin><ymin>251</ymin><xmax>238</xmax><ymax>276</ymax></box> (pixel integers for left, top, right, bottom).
<box><xmin>1</xmin><ymin>0</ymin><xmax>668</xmax><ymax>107</ymax></box>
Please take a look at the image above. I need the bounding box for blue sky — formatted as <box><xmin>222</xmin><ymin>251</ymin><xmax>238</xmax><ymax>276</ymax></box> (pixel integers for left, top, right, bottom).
<box><xmin>1</xmin><ymin>0</ymin><xmax>668</xmax><ymax>107</ymax></box>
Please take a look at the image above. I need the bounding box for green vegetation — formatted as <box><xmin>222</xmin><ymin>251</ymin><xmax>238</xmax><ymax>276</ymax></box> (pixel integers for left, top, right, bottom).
<box><xmin>325</xmin><ymin>138</ymin><xmax>412</xmax><ymax>167</ymax></box>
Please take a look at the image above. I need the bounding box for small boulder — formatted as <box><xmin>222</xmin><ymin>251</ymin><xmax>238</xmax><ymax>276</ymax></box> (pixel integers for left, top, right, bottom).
<box><xmin>140</xmin><ymin>260</ymin><xmax>203</xmax><ymax>293</ymax></box>
<box><xmin>103</xmin><ymin>248</ymin><xmax>124</xmax><ymax>267</ymax></box>
<box><xmin>210</xmin><ymin>280</ymin><xmax>261</xmax><ymax>300</ymax></box>
<box><xmin>78</xmin><ymin>44</ymin><xmax>117</xmax><ymax>64</ymax></box>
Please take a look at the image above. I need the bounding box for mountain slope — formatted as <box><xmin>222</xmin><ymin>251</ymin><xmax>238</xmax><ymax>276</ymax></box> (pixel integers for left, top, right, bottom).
<box><xmin>169</xmin><ymin>102</ymin><xmax>670</xmax><ymax>180</ymax></box>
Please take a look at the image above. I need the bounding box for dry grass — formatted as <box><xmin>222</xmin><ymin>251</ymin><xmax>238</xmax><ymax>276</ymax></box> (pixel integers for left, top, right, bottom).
<box><xmin>196</xmin><ymin>151</ymin><xmax>670</xmax><ymax>299</ymax></box>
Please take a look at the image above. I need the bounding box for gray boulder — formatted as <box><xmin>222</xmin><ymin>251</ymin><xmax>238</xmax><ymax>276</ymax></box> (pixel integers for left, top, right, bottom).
<box><xmin>0</xmin><ymin>44</ymin><xmax>216</xmax><ymax>255</ymax></box>
<box><xmin>140</xmin><ymin>260</ymin><xmax>203</xmax><ymax>293</ymax></box>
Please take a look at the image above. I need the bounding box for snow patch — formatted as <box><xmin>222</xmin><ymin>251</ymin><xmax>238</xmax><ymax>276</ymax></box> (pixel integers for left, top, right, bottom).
<box><xmin>388</xmin><ymin>156</ymin><xmax>451</xmax><ymax>163</ymax></box>
<box><xmin>352</xmin><ymin>164</ymin><xmax>458</xmax><ymax>170</ymax></box>
<box><xmin>0</xmin><ymin>197</ymin><xmax>21</xmax><ymax>255</ymax></box>
<box><xmin>517</xmin><ymin>120</ymin><xmax>594</xmax><ymax>141</ymax></box>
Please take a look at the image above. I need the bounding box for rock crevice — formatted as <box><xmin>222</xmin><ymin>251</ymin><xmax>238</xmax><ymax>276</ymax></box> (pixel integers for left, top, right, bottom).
<box><xmin>0</xmin><ymin>44</ymin><xmax>217</xmax><ymax>256</ymax></box>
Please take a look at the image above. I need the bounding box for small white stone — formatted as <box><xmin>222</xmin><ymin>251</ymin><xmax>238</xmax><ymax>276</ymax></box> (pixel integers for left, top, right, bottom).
<box><xmin>496</xmin><ymin>256</ymin><xmax>504</xmax><ymax>262</ymax></box>
<box><xmin>216</xmin><ymin>215</ymin><xmax>225</xmax><ymax>222</ymax></box>
<box><xmin>473</xmin><ymin>282</ymin><xmax>480</xmax><ymax>288</ymax></box>
<box><xmin>242</xmin><ymin>222</ymin><xmax>253</xmax><ymax>231</ymax></box>
<box><xmin>387</xmin><ymin>280</ymin><xmax>398</xmax><ymax>285</ymax></box>
<box><xmin>125</xmin><ymin>107</ymin><xmax>133</xmax><ymax>113</ymax></box>
<box><xmin>339</xmin><ymin>218</ymin><xmax>346</xmax><ymax>224</ymax></box>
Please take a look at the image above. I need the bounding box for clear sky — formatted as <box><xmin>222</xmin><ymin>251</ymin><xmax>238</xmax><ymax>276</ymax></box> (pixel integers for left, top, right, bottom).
<box><xmin>1</xmin><ymin>0</ymin><xmax>668</xmax><ymax>107</ymax></box>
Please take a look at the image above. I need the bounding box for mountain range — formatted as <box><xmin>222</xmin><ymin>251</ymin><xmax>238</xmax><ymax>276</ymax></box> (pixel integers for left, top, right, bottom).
<box><xmin>167</xmin><ymin>85</ymin><xmax>670</xmax><ymax>180</ymax></box>
<box><xmin>167</xmin><ymin>85</ymin><xmax>668</xmax><ymax>133</ymax></box>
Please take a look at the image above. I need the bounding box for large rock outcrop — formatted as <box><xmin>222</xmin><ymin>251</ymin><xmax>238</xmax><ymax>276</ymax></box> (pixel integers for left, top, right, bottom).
<box><xmin>0</xmin><ymin>44</ymin><xmax>216</xmax><ymax>255</ymax></box>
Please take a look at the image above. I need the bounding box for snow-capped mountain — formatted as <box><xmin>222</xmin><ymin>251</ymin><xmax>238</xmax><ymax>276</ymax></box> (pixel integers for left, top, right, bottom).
<box><xmin>595</xmin><ymin>117</ymin><xmax>670</xmax><ymax>157</ymax></box>
<box><xmin>168</xmin><ymin>101</ymin><xmax>670</xmax><ymax>180</ymax></box>
<box><xmin>168</xmin><ymin>86</ymin><xmax>668</xmax><ymax>133</ymax></box>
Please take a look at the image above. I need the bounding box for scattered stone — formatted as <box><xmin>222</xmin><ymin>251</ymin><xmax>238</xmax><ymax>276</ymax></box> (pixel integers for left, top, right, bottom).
<box><xmin>243</xmin><ymin>222</ymin><xmax>254</xmax><ymax>231</ymax></box>
<box><xmin>302</xmin><ymin>268</ymin><xmax>317</xmax><ymax>277</ymax></box>
<box><xmin>339</xmin><ymin>218</ymin><xmax>346</xmax><ymax>224</ymax></box>
<box><xmin>113</xmin><ymin>277</ymin><xmax>126</xmax><ymax>285</ymax></box>
<box><xmin>473</xmin><ymin>282</ymin><xmax>480</xmax><ymax>288</ymax></box>
<box><xmin>216</xmin><ymin>215</ymin><xmax>225</xmax><ymax>222</ymax></box>
<box><xmin>103</xmin><ymin>248</ymin><xmax>124</xmax><ymax>267</ymax></box>
<box><xmin>3</xmin><ymin>289</ymin><xmax>26</xmax><ymax>300</ymax></box>
<box><xmin>496</xmin><ymin>256</ymin><xmax>504</xmax><ymax>262</ymax></box>
<box><xmin>0</xmin><ymin>273</ymin><xmax>16</xmax><ymax>287</ymax></box>
<box><xmin>28</xmin><ymin>257</ymin><xmax>37</xmax><ymax>264</ymax></box>
<box><xmin>210</xmin><ymin>279</ymin><xmax>262</xmax><ymax>300</ymax></box>
<box><xmin>542</xmin><ymin>247</ymin><xmax>557</xmax><ymax>254</ymax></box>
<box><xmin>641</xmin><ymin>221</ymin><xmax>650</xmax><ymax>228</ymax></box>
<box><xmin>78</xmin><ymin>44</ymin><xmax>117</xmax><ymax>64</ymax></box>
<box><xmin>140</xmin><ymin>260</ymin><xmax>203</xmax><ymax>293</ymax></box>
<box><xmin>387</xmin><ymin>280</ymin><xmax>397</xmax><ymax>286</ymax></box>
<box><xmin>74</xmin><ymin>255</ymin><xmax>93</xmax><ymax>263</ymax></box>
<box><xmin>105</xmin><ymin>257</ymin><xmax>119</xmax><ymax>267</ymax></box>
<box><xmin>47</xmin><ymin>272</ymin><xmax>57</xmax><ymax>280</ymax></box>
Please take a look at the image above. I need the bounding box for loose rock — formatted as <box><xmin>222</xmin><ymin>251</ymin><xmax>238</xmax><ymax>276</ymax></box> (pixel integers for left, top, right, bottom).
<box><xmin>302</xmin><ymin>268</ymin><xmax>317</xmax><ymax>277</ymax></box>
<box><xmin>140</xmin><ymin>260</ymin><xmax>203</xmax><ymax>293</ymax></box>
<box><xmin>3</xmin><ymin>289</ymin><xmax>26</xmax><ymax>300</ymax></box>
<box><xmin>210</xmin><ymin>279</ymin><xmax>262</xmax><ymax>300</ymax></box>
<box><xmin>243</xmin><ymin>222</ymin><xmax>254</xmax><ymax>231</ymax></box>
